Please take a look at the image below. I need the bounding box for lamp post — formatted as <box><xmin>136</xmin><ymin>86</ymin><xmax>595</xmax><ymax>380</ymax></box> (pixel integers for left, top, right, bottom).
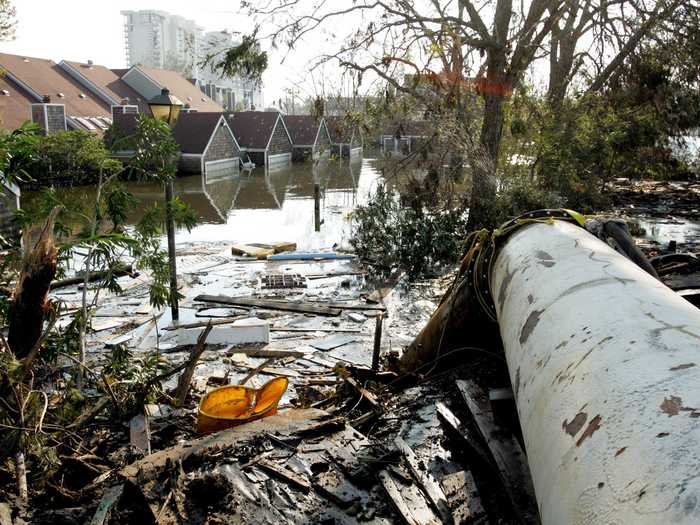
<box><xmin>148</xmin><ymin>88</ymin><xmax>183</xmax><ymax>322</ymax></box>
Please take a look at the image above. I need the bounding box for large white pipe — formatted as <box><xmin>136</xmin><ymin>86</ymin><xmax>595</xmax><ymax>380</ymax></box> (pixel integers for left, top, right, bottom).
<box><xmin>491</xmin><ymin>220</ymin><xmax>700</xmax><ymax>524</ymax></box>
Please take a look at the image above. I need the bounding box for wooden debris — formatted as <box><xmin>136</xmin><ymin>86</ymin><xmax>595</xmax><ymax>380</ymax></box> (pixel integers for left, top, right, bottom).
<box><xmin>255</xmin><ymin>459</ymin><xmax>311</xmax><ymax>493</ymax></box>
<box><xmin>310</xmin><ymin>334</ymin><xmax>357</xmax><ymax>351</ymax></box>
<box><xmin>435</xmin><ymin>402</ymin><xmax>490</xmax><ymax>464</ymax></box>
<box><xmin>456</xmin><ymin>380</ymin><xmax>540</xmax><ymax>524</ymax></box>
<box><xmin>372</xmin><ymin>313</ymin><xmax>384</xmax><ymax>371</ymax></box>
<box><xmin>174</xmin><ymin>324</ymin><xmax>213</xmax><ymax>407</ymax></box>
<box><xmin>160</xmin><ymin>316</ymin><xmax>247</xmax><ymax>331</ymax></box>
<box><xmin>295</xmin><ymin>416</ymin><xmax>346</xmax><ymax>439</ymax></box>
<box><xmin>379</xmin><ymin>469</ymin><xmax>440</xmax><ymax>525</ymax></box>
<box><xmin>50</xmin><ymin>264</ymin><xmax>137</xmax><ymax>290</ymax></box>
<box><xmin>344</xmin><ymin>377</ymin><xmax>380</xmax><ymax>407</ymax></box>
<box><xmin>271</xmin><ymin>327</ymin><xmax>361</xmax><ymax>333</ymax></box>
<box><xmin>394</xmin><ymin>436</ymin><xmax>453</xmax><ymax>524</ymax></box>
<box><xmin>440</xmin><ymin>470</ymin><xmax>485</xmax><ymax>523</ymax></box>
<box><xmin>261</xmin><ymin>273</ymin><xmax>307</xmax><ymax>289</ymax></box>
<box><xmin>121</xmin><ymin>408</ymin><xmax>329</xmax><ymax>482</ymax></box>
<box><xmin>89</xmin><ymin>481</ymin><xmax>155</xmax><ymax>525</ymax></box>
<box><xmin>227</xmin><ymin>347</ymin><xmax>309</xmax><ymax>359</ymax></box>
<box><xmin>231</xmin><ymin>243</ymin><xmax>275</xmax><ymax>259</ymax></box>
<box><xmin>194</xmin><ymin>294</ymin><xmax>342</xmax><ymax>316</ymax></box>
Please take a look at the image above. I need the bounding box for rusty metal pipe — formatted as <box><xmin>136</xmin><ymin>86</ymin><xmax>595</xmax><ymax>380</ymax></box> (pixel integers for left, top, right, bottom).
<box><xmin>491</xmin><ymin>220</ymin><xmax>700</xmax><ymax>524</ymax></box>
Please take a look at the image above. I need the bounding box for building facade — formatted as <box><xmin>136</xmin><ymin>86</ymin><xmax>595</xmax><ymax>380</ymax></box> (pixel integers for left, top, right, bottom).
<box><xmin>122</xmin><ymin>12</ymin><xmax>263</xmax><ymax>111</ymax></box>
<box><xmin>195</xmin><ymin>31</ymin><xmax>263</xmax><ymax>111</ymax></box>
<box><xmin>122</xmin><ymin>10</ymin><xmax>202</xmax><ymax>77</ymax></box>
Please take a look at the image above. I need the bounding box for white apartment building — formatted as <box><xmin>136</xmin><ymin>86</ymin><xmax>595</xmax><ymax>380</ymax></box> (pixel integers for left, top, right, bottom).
<box><xmin>122</xmin><ymin>10</ymin><xmax>202</xmax><ymax>77</ymax></box>
<box><xmin>121</xmin><ymin>11</ymin><xmax>263</xmax><ymax>111</ymax></box>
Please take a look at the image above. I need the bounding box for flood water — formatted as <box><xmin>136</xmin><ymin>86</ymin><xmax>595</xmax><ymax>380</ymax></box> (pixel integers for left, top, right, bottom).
<box><xmin>24</xmin><ymin>156</ymin><xmax>383</xmax><ymax>251</ymax></box>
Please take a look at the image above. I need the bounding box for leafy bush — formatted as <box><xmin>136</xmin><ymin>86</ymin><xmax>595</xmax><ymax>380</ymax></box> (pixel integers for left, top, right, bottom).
<box><xmin>351</xmin><ymin>184</ymin><xmax>468</xmax><ymax>279</ymax></box>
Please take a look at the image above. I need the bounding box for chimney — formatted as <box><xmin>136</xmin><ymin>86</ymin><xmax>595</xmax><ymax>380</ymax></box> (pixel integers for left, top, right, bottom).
<box><xmin>111</xmin><ymin>99</ymin><xmax>139</xmax><ymax>120</ymax></box>
<box><xmin>31</xmin><ymin>96</ymin><xmax>67</xmax><ymax>135</ymax></box>
<box><xmin>87</xmin><ymin>59</ymin><xmax>94</xmax><ymax>67</ymax></box>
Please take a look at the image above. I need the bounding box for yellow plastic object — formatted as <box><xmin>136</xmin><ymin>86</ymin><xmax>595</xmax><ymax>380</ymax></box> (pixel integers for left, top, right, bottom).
<box><xmin>197</xmin><ymin>377</ymin><xmax>289</xmax><ymax>434</ymax></box>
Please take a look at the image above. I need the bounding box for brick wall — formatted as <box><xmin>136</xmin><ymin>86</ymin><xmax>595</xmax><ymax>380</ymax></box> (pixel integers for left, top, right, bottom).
<box><xmin>268</xmin><ymin>119</ymin><xmax>292</xmax><ymax>155</ymax></box>
<box><xmin>203</xmin><ymin>123</ymin><xmax>240</xmax><ymax>164</ymax></box>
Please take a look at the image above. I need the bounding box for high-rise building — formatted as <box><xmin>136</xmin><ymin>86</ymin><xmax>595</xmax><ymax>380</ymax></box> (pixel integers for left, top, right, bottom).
<box><xmin>121</xmin><ymin>12</ymin><xmax>263</xmax><ymax>111</ymax></box>
<box><xmin>122</xmin><ymin>10</ymin><xmax>202</xmax><ymax>78</ymax></box>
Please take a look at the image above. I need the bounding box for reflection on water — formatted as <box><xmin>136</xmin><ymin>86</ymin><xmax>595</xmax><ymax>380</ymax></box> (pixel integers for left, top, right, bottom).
<box><xmin>24</xmin><ymin>157</ymin><xmax>381</xmax><ymax>251</ymax></box>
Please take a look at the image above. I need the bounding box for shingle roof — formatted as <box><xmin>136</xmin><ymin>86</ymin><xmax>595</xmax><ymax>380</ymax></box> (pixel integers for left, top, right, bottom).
<box><xmin>62</xmin><ymin>60</ymin><xmax>151</xmax><ymax>114</ymax></box>
<box><xmin>133</xmin><ymin>66</ymin><xmax>222</xmax><ymax>112</ymax></box>
<box><xmin>0</xmin><ymin>76</ymin><xmax>36</xmax><ymax>130</ymax></box>
<box><xmin>173</xmin><ymin>111</ymin><xmax>229</xmax><ymax>154</ymax></box>
<box><xmin>0</xmin><ymin>52</ymin><xmax>110</xmax><ymax>126</ymax></box>
<box><xmin>284</xmin><ymin>115</ymin><xmax>323</xmax><ymax>146</ymax></box>
<box><xmin>226</xmin><ymin>111</ymin><xmax>280</xmax><ymax>150</ymax></box>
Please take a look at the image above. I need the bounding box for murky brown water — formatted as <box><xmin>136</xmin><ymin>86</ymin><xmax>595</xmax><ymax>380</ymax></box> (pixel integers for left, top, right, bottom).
<box><xmin>24</xmin><ymin>156</ymin><xmax>383</xmax><ymax>251</ymax></box>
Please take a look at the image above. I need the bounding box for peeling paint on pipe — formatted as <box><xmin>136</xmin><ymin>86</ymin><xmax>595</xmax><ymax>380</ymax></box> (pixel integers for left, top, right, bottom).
<box><xmin>491</xmin><ymin>220</ymin><xmax>700</xmax><ymax>524</ymax></box>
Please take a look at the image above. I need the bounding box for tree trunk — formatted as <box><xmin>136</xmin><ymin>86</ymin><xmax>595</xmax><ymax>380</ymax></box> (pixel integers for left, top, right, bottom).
<box><xmin>467</xmin><ymin>89</ymin><xmax>506</xmax><ymax>231</ymax></box>
<box><xmin>8</xmin><ymin>209</ymin><xmax>59</xmax><ymax>361</ymax></box>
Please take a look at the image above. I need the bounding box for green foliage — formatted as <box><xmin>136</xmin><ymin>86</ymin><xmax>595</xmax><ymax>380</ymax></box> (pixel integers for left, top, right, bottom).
<box><xmin>206</xmin><ymin>34</ymin><xmax>268</xmax><ymax>83</ymax></box>
<box><xmin>0</xmin><ymin>122</ymin><xmax>40</xmax><ymax>185</ymax></box>
<box><xmin>123</xmin><ymin>115</ymin><xmax>181</xmax><ymax>181</ymax></box>
<box><xmin>351</xmin><ymin>184</ymin><xmax>468</xmax><ymax>279</ymax></box>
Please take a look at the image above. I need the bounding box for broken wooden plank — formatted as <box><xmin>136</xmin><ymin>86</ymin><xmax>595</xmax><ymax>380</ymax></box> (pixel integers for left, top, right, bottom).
<box><xmin>231</xmin><ymin>243</ymin><xmax>275</xmax><ymax>259</ymax></box>
<box><xmin>255</xmin><ymin>459</ymin><xmax>311</xmax><ymax>493</ymax></box>
<box><xmin>271</xmin><ymin>327</ymin><xmax>361</xmax><ymax>333</ymax></box>
<box><xmin>435</xmin><ymin>402</ymin><xmax>491</xmax><ymax>465</ymax></box>
<box><xmin>440</xmin><ymin>470</ymin><xmax>485</xmax><ymax>523</ymax></box>
<box><xmin>394</xmin><ymin>436</ymin><xmax>453</xmax><ymax>524</ymax></box>
<box><xmin>344</xmin><ymin>377</ymin><xmax>379</xmax><ymax>407</ymax></box>
<box><xmin>194</xmin><ymin>294</ymin><xmax>342</xmax><ymax>316</ymax></box>
<box><xmin>379</xmin><ymin>469</ymin><xmax>440</xmax><ymax>525</ymax></box>
<box><xmin>228</xmin><ymin>347</ymin><xmax>310</xmax><ymax>359</ymax></box>
<box><xmin>121</xmin><ymin>409</ymin><xmax>329</xmax><ymax>482</ymax></box>
<box><xmin>160</xmin><ymin>316</ymin><xmax>247</xmax><ymax>331</ymax></box>
<box><xmin>456</xmin><ymin>380</ymin><xmax>540</xmax><ymax>524</ymax></box>
<box><xmin>310</xmin><ymin>334</ymin><xmax>357</xmax><ymax>351</ymax></box>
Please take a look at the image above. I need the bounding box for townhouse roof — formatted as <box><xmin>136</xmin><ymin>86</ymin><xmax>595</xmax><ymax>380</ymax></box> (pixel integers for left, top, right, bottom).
<box><xmin>173</xmin><ymin>112</ymin><xmax>232</xmax><ymax>154</ymax></box>
<box><xmin>226</xmin><ymin>111</ymin><xmax>283</xmax><ymax>150</ymax></box>
<box><xmin>130</xmin><ymin>65</ymin><xmax>222</xmax><ymax>112</ymax></box>
<box><xmin>0</xmin><ymin>75</ymin><xmax>37</xmax><ymax>131</ymax></box>
<box><xmin>284</xmin><ymin>115</ymin><xmax>324</xmax><ymax>146</ymax></box>
<box><xmin>61</xmin><ymin>60</ymin><xmax>152</xmax><ymax>114</ymax></box>
<box><xmin>0</xmin><ymin>53</ymin><xmax>110</xmax><ymax>128</ymax></box>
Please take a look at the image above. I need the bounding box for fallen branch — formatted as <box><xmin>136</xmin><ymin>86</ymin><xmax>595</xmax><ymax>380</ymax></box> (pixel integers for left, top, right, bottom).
<box><xmin>49</xmin><ymin>263</ymin><xmax>138</xmax><ymax>290</ymax></box>
<box><xmin>174</xmin><ymin>323</ymin><xmax>213</xmax><ymax>407</ymax></box>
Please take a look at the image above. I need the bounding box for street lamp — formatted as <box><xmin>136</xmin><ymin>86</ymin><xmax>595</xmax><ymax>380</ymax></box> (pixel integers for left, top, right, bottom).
<box><xmin>149</xmin><ymin>88</ymin><xmax>183</xmax><ymax>126</ymax></box>
<box><xmin>148</xmin><ymin>87</ymin><xmax>183</xmax><ymax>322</ymax></box>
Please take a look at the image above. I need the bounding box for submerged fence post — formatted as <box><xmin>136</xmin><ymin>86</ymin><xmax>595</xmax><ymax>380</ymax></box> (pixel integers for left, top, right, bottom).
<box><xmin>372</xmin><ymin>313</ymin><xmax>384</xmax><ymax>371</ymax></box>
<box><xmin>491</xmin><ymin>220</ymin><xmax>700</xmax><ymax>524</ymax></box>
<box><xmin>164</xmin><ymin>180</ymin><xmax>179</xmax><ymax>321</ymax></box>
<box><xmin>314</xmin><ymin>183</ymin><xmax>321</xmax><ymax>232</ymax></box>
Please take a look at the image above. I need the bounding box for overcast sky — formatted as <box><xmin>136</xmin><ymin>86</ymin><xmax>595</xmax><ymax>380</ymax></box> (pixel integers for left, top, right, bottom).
<box><xmin>0</xmin><ymin>0</ymin><xmax>339</xmax><ymax>105</ymax></box>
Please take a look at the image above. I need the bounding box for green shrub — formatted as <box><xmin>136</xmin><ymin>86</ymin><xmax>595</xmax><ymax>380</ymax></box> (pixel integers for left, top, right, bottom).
<box><xmin>350</xmin><ymin>184</ymin><xmax>468</xmax><ymax>279</ymax></box>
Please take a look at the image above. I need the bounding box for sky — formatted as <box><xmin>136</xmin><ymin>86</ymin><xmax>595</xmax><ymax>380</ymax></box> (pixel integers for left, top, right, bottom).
<box><xmin>0</xmin><ymin>0</ymin><xmax>339</xmax><ymax>105</ymax></box>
